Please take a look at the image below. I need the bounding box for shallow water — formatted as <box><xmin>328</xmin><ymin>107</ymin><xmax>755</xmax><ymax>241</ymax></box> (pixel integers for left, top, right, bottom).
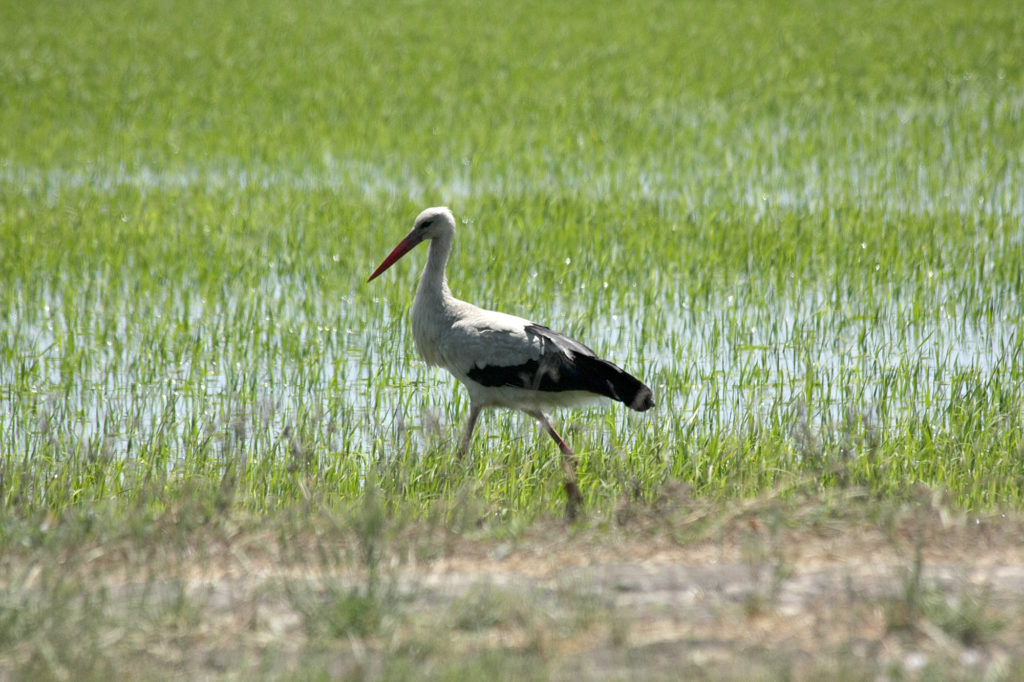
<box><xmin>2</xmin><ymin>156</ymin><xmax>1022</xmax><ymax>469</ymax></box>
<box><xmin>3</xmin><ymin>266</ymin><xmax>1020</xmax><ymax>472</ymax></box>
<box><xmin>3</xmin><ymin>152</ymin><xmax>1022</xmax><ymax>220</ymax></box>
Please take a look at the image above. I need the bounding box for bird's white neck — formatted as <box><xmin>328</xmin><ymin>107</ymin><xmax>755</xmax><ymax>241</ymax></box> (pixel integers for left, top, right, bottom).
<box><xmin>415</xmin><ymin>231</ymin><xmax>455</xmax><ymax>306</ymax></box>
<box><xmin>411</xmin><ymin>232</ymin><xmax>458</xmax><ymax>368</ymax></box>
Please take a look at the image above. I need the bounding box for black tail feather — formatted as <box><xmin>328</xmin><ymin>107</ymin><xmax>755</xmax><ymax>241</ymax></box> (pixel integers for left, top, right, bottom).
<box><xmin>574</xmin><ymin>354</ymin><xmax>655</xmax><ymax>412</ymax></box>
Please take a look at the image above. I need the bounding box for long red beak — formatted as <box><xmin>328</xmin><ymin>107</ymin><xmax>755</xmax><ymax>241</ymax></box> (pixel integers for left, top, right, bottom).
<box><xmin>367</xmin><ymin>230</ymin><xmax>421</xmax><ymax>282</ymax></box>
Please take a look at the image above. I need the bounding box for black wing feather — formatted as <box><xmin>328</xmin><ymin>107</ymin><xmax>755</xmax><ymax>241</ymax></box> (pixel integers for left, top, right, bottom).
<box><xmin>467</xmin><ymin>324</ymin><xmax>654</xmax><ymax>412</ymax></box>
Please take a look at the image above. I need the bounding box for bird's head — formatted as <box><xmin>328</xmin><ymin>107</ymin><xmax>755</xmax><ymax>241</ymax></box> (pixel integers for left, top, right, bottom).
<box><xmin>368</xmin><ymin>206</ymin><xmax>455</xmax><ymax>282</ymax></box>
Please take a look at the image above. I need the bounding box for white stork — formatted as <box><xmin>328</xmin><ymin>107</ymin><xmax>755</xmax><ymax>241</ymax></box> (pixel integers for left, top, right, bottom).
<box><xmin>368</xmin><ymin>206</ymin><xmax>654</xmax><ymax>519</ymax></box>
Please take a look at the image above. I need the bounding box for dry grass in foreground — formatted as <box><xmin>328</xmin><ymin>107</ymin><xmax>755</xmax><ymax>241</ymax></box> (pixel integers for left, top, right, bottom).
<box><xmin>2</xmin><ymin>485</ymin><xmax>1024</xmax><ymax>681</ymax></box>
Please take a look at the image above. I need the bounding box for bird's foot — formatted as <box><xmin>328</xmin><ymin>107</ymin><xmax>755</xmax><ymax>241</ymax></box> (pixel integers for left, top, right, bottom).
<box><xmin>563</xmin><ymin>481</ymin><xmax>584</xmax><ymax>522</ymax></box>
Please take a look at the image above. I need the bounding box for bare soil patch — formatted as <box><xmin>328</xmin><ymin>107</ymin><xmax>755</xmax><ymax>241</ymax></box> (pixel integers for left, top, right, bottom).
<box><xmin>3</xmin><ymin>489</ymin><xmax>1024</xmax><ymax>679</ymax></box>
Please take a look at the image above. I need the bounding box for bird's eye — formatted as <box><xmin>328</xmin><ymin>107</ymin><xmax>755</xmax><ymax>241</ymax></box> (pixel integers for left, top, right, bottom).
<box><xmin>418</xmin><ymin>219</ymin><xmax>433</xmax><ymax>230</ymax></box>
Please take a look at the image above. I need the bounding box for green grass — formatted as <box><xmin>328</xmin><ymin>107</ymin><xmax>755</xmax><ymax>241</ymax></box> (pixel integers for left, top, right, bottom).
<box><xmin>2</xmin><ymin>0</ymin><xmax>1022</xmax><ymax>525</ymax></box>
<box><xmin>2</xmin><ymin>7</ymin><xmax>1024</xmax><ymax>675</ymax></box>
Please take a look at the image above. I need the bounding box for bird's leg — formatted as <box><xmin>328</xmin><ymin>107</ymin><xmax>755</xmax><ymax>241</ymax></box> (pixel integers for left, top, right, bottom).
<box><xmin>457</xmin><ymin>403</ymin><xmax>482</xmax><ymax>459</ymax></box>
<box><xmin>527</xmin><ymin>410</ymin><xmax>583</xmax><ymax>521</ymax></box>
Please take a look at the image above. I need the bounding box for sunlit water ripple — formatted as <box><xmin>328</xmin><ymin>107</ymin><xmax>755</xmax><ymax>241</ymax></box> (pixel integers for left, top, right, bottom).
<box><xmin>1</xmin><ymin>162</ymin><xmax>1021</xmax><ymax>468</ymax></box>
<box><xmin>2</xmin><ymin>274</ymin><xmax>1020</xmax><ymax>469</ymax></box>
